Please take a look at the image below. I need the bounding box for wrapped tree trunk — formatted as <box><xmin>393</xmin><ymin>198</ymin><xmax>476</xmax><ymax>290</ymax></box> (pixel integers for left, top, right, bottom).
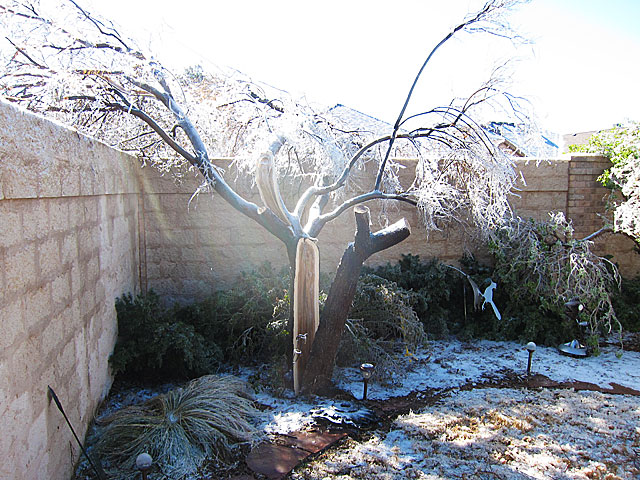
<box><xmin>292</xmin><ymin>238</ymin><xmax>320</xmax><ymax>394</ymax></box>
<box><xmin>301</xmin><ymin>206</ymin><xmax>411</xmax><ymax>395</ymax></box>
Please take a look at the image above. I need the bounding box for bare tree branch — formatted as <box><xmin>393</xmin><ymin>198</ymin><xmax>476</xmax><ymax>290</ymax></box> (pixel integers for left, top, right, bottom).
<box><xmin>67</xmin><ymin>0</ymin><xmax>130</xmax><ymax>51</ymax></box>
<box><xmin>4</xmin><ymin>36</ymin><xmax>46</xmax><ymax>68</ymax></box>
<box><xmin>374</xmin><ymin>0</ymin><xmax>520</xmax><ymax>191</ymax></box>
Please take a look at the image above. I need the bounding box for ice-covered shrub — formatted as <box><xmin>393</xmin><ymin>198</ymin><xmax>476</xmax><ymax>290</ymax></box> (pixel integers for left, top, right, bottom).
<box><xmin>337</xmin><ymin>274</ymin><xmax>428</xmax><ymax>383</ymax></box>
<box><xmin>488</xmin><ymin>213</ymin><xmax>621</xmax><ymax>352</ymax></box>
<box><xmin>363</xmin><ymin>254</ymin><xmax>465</xmax><ymax>337</ymax></box>
<box><xmin>94</xmin><ymin>375</ymin><xmax>261</xmax><ymax>478</ymax></box>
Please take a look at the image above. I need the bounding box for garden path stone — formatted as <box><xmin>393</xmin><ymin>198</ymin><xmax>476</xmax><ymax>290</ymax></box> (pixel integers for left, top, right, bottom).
<box><xmin>246</xmin><ymin>430</ymin><xmax>346</xmax><ymax>479</ymax></box>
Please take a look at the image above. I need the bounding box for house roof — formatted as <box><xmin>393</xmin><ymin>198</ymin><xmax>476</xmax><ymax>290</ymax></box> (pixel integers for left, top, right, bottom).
<box><xmin>326</xmin><ymin>105</ymin><xmax>562</xmax><ymax>158</ymax></box>
<box><xmin>325</xmin><ymin>104</ymin><xmax>394</xmax><ymax>138</ymax></box>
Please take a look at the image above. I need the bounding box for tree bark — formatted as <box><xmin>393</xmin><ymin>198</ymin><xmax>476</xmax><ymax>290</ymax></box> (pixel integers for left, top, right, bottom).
<box><xmin>301</xmin><ymin>206</ymin><xmax>411</xmax><ymax>395</ymax></box>
<box><xmin>285</xmin><ymin>242</ymin><xmax>298</xmax><ymax>374</ymax></box>
<box><xmin>292</xmin><ymin>238</ymin><xmax>320</xmax><ymax>394</ymax></box>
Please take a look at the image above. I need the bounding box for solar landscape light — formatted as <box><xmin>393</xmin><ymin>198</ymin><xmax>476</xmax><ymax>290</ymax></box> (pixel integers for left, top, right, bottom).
<box><xmin>136</xmin><ymin>452</ymin><xmax>153</xmax><ymax>480</ymax></box>
<box><xmin>359</xmin><ymin>363</ymin><xmax>375</xmax><ymax>400</ymax></box>
<box><xmin>525</xmin><ymin>342</ymin><xmax>536</xmax><ymax>376</ymax></box>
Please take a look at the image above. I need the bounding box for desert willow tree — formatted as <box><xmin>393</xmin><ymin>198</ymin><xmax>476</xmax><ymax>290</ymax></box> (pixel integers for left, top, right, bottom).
<box><xmin>1</xmin><ymin>0</ymin><xmax>527</xmax><ymax>394</ymax></box>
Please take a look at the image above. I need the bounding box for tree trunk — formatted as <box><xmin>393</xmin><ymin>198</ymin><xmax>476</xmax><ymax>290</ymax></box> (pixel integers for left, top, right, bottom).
<box><xmin>292</xmin><ymin>238</ymin><xmax>320</xmax><ymax>394</ymax></box>
<box><xmin>300</xmin><ymin>206</ymin><xmax>411</xmax><ymax>395</ymax></box>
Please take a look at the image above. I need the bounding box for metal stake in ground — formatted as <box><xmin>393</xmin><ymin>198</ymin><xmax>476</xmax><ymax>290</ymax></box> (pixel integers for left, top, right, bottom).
<box><xmin>526</xmin><ymin>342</ymin><xmax>537</xmax><ymax>376</ymax></box>
<box><xmin>47</xmin><ymin>386</ymin><xmax>108</xmax><ymax>480</ymax></box>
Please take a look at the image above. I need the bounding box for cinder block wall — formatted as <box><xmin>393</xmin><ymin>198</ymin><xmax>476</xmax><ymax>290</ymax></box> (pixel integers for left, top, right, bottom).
<box><xmin>139</xmin><ymin>160</ymin><xmax>473</xmax><ymax>303</ymax></box>
<box><xmin>511</xmin><ymin>159</ymin><xmax>570</xmax><ymax>219</ymax></box>
<box><xmin>0</xmin><ymin>100</ymin><xmax>141</xmax><ymax>479</ymax></box>
<box><xmin>512</xmin><ymin>156</ymin><xmax>638</xmax><ymax>278</ymax></box>
<box><xmin>567</xmin><ymin>155</ymin><xmax>613</xmax><ymax>238</ymax></box>
<box><xmin>141</xmin><ymin>155</ymin><xmax>639</xmax><ymax>304</ymax></box>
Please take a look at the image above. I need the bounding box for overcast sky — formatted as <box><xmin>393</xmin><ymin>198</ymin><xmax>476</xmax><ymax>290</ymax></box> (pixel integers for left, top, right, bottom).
<box><xmin>88</xmin><ymin>0</ymin><xmax>640</xmax><ymax>135</ymax></box>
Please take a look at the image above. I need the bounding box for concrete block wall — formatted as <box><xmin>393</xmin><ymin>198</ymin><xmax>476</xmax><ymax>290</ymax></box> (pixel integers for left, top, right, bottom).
<box><xmin>138</xmin><ymin>159</ymin><xmax>477</xmax><ymax>303</ymax></box>
<box><xmin>0</xmin><ymin>100</ymin><xmax>141</xmax><ymax>480</ymax></box>
<box><xmin>512</xmin><ymin>155</ymin><xmax>638</xmax><ymax>278</ymax></box>
<box><xmin>566</xmin><ymin>155</ymin><xmax>639</xmax><ymax>276</ymax></box>
<box><xmin>511</xmin><ymin>159</ymin><xmax>570</xmax><ymax>219</ymax></box>
<box><xmin>139</xmin><ymin>154</ymin><xmax>639</xmax><ymax>304</ymax></box>
<box><xmin>566</xmin><ymin>154</ymin><xmax>612</xmax><ymax>238</ymax></box>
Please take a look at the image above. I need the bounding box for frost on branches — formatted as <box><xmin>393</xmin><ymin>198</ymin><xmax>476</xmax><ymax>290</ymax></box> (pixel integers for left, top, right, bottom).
<box><xmin>609</xmin><ymin>125</ymin><xmax>640</xmax><ymax>242</ymax></box>
<box><xmin>0</xmin><ymin>0</ymin><xmax>525</xmax><ymax>237</ymax></box>
<box><xmin>1</xmin><ymin>0</ymin><xmax>531</xmax><ymax>392</ymax></box>
<box><xmin>489</xmin><ymin>212</ymin><xmax>621</xmax><ymax>350</ymax></box>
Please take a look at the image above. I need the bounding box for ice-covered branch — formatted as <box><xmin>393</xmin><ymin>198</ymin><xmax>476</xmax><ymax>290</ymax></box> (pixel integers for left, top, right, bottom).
<box><xmin>374</xmin><ymin>0</ymin><xmax>526</xmax><ymax>191</ymax></box>
<box><xmin>307</xmin><ymin>191</ymin><xmax>416</xmax><ymax>238</ymax></box>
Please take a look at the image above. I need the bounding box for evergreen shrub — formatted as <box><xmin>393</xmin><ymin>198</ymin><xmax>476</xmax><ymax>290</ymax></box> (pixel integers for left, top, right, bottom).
<box><xmin>337</xmin><ymin>274</ymin><xmax>427</xmax><ymax>382</ymax></box>
<box><xmin>111</xmin><ymin>264</ymin><xmax>291</xmax><ymax>382</ymax></box>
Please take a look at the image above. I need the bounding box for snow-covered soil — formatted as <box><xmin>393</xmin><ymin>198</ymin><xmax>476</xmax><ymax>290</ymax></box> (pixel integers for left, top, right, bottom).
<box><xmin>335</xmin><ymin>339</ymin><xmax>640</xmax><ymax>400</ymax></box>
<box><xmin>85</xmin><ymin>338</ymin><xmax>640</xmax><ymax>479</ymax></box>
<box><xmin>260</xmin><ymin>339</ymin><xmax>640</xmax><ymax>479</ymax></box>
<box><xmin>292</xmin><ymin>387</ymin><xmax>639</xmax><ymax>479</ymax></box>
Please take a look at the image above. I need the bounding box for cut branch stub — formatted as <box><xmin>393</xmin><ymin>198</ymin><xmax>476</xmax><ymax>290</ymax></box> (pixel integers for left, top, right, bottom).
<box><xmin>293</xmin><ymin>238</ymin><xmax>320</xmax><ymax>395</ymax></box>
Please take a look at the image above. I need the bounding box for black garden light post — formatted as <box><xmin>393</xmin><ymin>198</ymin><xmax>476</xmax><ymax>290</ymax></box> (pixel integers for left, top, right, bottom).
<box><xmin>360</xmin><ymin>363</ymin><xmax>375</xmax><ymax>400</ymax></box>
<box><xmin>136</xmin><ymin>452</ymin><xmax>152</xmax><ymax>480</ymax></box>
<box><xmin>526</xmin><ymin>342</ymin><xmax>536</xmax><ymax>376</ymax></box>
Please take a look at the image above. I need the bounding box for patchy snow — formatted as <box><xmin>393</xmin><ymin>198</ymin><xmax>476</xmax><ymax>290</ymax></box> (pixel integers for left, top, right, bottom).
<box><xmin>254</xmin><ymin>393</ymin><xmax>318</xmax><ymax>434</ymax></box>
<box><xmin>292</xmin><ymin>387</ymin><xmax>640</xmax><ymax>479</ymax></box>
<box><xmin>280</xmin><ymin>339</ymin><xmax>640</xmax><ymax>479</ymax></box>
<box><xmin>247</xmin><ymin>339</ymin><xmax>640</xmax><ymax>437</ymax></box>
<box><xmin>335</xmin><ymin>339</ymin><xmax>640</xmax><ymax>400</ymax></box>
<box><xmin>81</xmin><ymin>338</ymin><xmax>640</xmax><ymax>480</ymax></box>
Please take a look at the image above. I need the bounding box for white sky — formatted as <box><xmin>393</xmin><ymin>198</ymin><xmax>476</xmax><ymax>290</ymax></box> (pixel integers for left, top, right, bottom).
<box><xmin>88</xmin><ymin>0</ymin><xmax>640</xmax><ymax>135</ymax></box>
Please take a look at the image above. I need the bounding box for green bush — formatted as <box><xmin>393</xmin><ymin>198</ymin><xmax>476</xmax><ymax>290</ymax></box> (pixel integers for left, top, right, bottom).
<box><xmin>337</xmin><ymin>273</ymin><xmax>427</xmax><ymax>383</ymax></box>
<box><xmin>177</xmin><ymin>263</ymin><xmax>291</xmax><ymax>365</ymax></box>
<box><xmin>612</xmin><ymin>275</ymin><xmax>640</xmax><ymax>332</ymax></box>
<box><xmin>488</xmin><ymin>214</ymin><xmax>622</xmax><ymax>352</ymax></box>
<box><xmin>366</xmin><ymin>253</ymin><xmax>587</xmax><ymax>346</ymax></box>
<box><xmin>111</xmin><ymin>291</ymin><xmax>221</xmax><ymax>381</ymax></box>
<box><xmin>111</xmin><ymin>264</ymin><xmax>291</xmax><ymax>382</ymax></box>
<box><xmin>112</xmin><ymin>255</ymin><xmax>632</xmax><ymax>384</ymax></box>
<box><xmin>364</xmin><ymin>254</ymin><xmax>466</xmax><ymax>337</ymax></box>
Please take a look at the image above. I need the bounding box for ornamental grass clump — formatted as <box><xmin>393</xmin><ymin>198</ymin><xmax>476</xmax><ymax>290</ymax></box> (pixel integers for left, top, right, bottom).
<box><xmin>95</xmin><ymin>375</ymin><xmax>262</xmax><ymax>479</ymax></box>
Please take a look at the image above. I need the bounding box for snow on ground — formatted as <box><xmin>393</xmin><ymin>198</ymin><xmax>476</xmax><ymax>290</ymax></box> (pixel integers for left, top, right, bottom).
<box><xmin>335</xmin><ymin>339</ymin><xmax>640</xmax><ymax>400</ymax></box>
<box><xmin>86</xmin><ymin>339</ymin><xmax>640</xmax><ymax>479</ymax></box>
<box><xmin>256</xmin><ymin>339</ymin><xmax>640</xmax><ymax>435</ymax></box>
<box><xmin>292</xmin><ymin>387</ymin><xmax>640</xmax><ymax>479</ymax></box>
<box><xmin>258</xmin><ymin>339</ymin><xmax>640</xmax><ymax>480</ymax></box>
